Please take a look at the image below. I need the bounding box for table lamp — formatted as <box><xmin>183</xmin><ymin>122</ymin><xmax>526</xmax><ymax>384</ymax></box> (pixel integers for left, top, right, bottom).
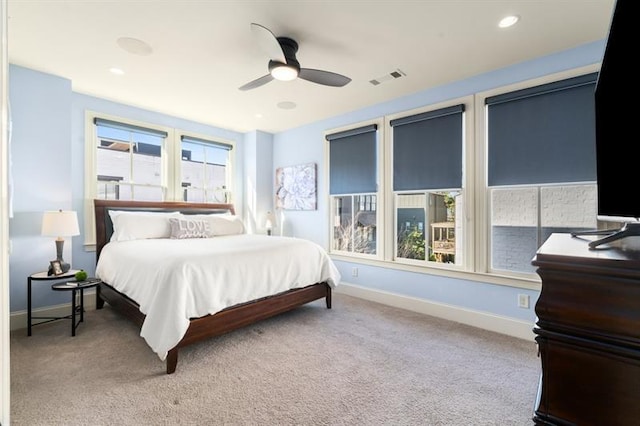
<box><xmin>42</xmin><ymin>209</ymin><xmax>80</xmax><ymax>275</ymax></box>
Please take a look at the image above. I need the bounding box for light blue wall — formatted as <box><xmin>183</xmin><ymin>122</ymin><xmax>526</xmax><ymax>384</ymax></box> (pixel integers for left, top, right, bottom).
<box><xmin>9</xmin><ymin>66</ymin><xmax>73</xmax><ymax>312</ymax></box>
<box><xmin>272</xmin><ymin>41</ymin><xmax>606</xmax><ymax>323</ymax></box>
<box><xmin>242</xmin><ymin>130</ymin><xmax>274</xmax><ymax>233</ymax></box>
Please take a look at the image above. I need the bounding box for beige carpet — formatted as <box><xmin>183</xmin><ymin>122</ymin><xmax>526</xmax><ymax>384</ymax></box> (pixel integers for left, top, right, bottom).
<box><xmin>10</xmin><ymin>293</ymin><xmax>540</xmax><ymax>425</ymax></box>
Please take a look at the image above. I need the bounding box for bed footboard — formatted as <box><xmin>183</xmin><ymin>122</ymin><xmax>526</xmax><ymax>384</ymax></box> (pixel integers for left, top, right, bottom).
<box><xmin>98</xmin><ymin>280</ymin><xmax>331</xmax><ymax>374</ymax></box>
<box><xmin>167</xmin><ymin>283</ymin><xmax>331</xmax><ymax>374</ymax></box>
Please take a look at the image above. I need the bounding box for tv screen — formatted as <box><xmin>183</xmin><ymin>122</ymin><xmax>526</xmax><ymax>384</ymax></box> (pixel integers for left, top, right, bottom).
<box><xmin>595</xmin><ymin>0</ymin><xmax>635</xmax><ymax>221</ymax></box>
<box><xmin>581</xmin><ymin>0</ymin><xmax>640</xmax><ymax>248</ymax></box>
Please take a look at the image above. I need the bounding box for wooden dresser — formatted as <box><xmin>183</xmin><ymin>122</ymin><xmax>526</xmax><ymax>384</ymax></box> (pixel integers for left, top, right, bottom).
<box><xmin>531</xmin><ymin>233</ymin><xmax>640</xmax><ymax>426</ymax></box>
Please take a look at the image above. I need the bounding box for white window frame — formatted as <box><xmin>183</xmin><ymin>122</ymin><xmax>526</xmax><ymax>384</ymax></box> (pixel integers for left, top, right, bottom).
<box><xmin>385</xmin><ymin>96</ymin><xmax>475</xmax><ymax>272</ymax></box>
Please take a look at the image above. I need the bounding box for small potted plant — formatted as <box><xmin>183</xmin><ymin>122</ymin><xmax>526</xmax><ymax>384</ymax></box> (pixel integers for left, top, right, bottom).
<box><xmin>74</xmin><ymin>269</ymin><xmax>88</xmax><ymax>282</ymax></box>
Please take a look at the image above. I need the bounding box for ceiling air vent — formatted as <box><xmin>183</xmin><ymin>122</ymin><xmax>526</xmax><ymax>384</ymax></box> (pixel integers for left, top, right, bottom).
<box><xmin>369</xmin><ymin>69</ymin><xmax>406</xmax><ymax>86</ymax></box>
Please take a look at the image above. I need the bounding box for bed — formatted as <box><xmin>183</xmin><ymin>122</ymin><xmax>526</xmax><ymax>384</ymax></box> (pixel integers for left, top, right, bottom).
<box><xmin>93</xmin><ymin>199</ymin><xmax>340</xmax><ymax>374</ymax></box>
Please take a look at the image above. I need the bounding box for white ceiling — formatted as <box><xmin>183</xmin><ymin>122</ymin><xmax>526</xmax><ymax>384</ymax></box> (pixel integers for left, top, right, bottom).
<box><xmin>7</xmin><ymin>0</ymin><xmax>615</xmax><ymax>134</ymax></box>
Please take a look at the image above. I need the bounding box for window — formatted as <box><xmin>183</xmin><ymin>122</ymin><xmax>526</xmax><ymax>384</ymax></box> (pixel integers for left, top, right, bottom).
<box><xmin>390</xmin><ymin>105</ymin><xmax>465</xmax><ymax>266</ymax></box>
<box><xmin>179</xmin><ymin>135</ymin><xmax>233</xmax><ymax>203</ymax></box>
<box><xmin>327</xmin><ymin>124</ymin><xmax>379</xmax><ymax>256</ymax></box>
<box><xmin>485</xmin><ymin>73</ymin><xmax>598</xmax><ymax>275</ymax></box>
<box><xmin>84</xmin><ymin>112</ymin><xmax>235</xmax><ymax>246</ymax></box>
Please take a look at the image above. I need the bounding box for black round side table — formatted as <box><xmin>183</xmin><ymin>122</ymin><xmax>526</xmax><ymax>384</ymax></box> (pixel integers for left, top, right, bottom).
<box><xmin>27</xmin><ymin>270</ymin><xmax>79</xmax><ymax>336</ymax></box>
<box><xmin>51</xmin><ymin>279</ymin><xmax>101</xmax><ymax>336</ymax></box>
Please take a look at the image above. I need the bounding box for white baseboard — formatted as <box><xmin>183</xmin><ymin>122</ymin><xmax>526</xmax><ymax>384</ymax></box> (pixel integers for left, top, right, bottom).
<box><xmin>335</xmin><ymin>283</ymin><xmax>535</xmax><ymax>341</ymax></box>
<box><xmin>10</xmin><ymin>290</ymin><xmax>97</xmax><ymax>332</ymax></box>
<box><xmin>12</xmin><ymin>286</ymin><xmax>535</xmax><ymax>340</ymax></box>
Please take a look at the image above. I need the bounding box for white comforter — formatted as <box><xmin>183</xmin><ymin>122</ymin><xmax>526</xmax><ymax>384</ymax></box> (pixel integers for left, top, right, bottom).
<box><xmin>95</xmin><ymin>234</ymin><xmax>341</xmax><ymax>360</ymax></box>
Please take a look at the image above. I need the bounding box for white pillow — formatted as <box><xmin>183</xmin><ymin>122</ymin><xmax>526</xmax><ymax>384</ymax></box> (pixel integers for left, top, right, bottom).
<box><xmin>108</xmin><ymin>210</ymin><xmax>180</xmax><ymax>242</ymax></box>
<box><xmin>169</xmin><ymin>217</ymin><xmax>213</xmax><ymax>239</ymax></box>
<box><xmin>183</xmin><ymin>214</ymin><xmax>245</xmax><ymax>236</ymax></box>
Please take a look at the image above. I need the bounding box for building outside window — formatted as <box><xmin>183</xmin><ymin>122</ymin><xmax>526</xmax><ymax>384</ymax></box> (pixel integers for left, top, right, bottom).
<box><xmin>95</xmin><ymin>118</ymin><xmax>167</xmax><ymax>201</ymax></box>
<box><xmin>396</xmin><ymin>192</ymin><xmax>460</xmax><ymax>263</ymax></box>
<box><xmin>179</xmin><ymin>135</ymin><xmax>232</xmax><ymax>203</ymax></box>
<box><xmin>97</xmin><ymin>175</ymin><xmax>122</xmax><ymax>200</ymax></box>
<box><xmin>332</xmin><ymin>194</ymin><xmax>377</xmax><ymax>254</ymax></box>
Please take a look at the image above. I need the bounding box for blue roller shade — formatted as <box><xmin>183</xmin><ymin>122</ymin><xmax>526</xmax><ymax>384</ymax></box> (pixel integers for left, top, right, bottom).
<box><xmin>486</xmin><ymin>73</ymin><xmax>597</xmax><ymax>186</ymax></box>
<box><xmin>94</xmin><ymin>117</ymin><xmax>168</xmax><ymax>138</ymax></box>
<box><xmin>327</xmin><ymin>125</ymin><xmax>377</xmax><ymax>195</ymax></box>
<box><xmin>181</xmin><ymin>135</ymin><xmax>233</xmax><ymax>150</ymax></box>
<box><xmin>390</xmin><ymin>105</ymin><xmax>464</xmax><ymax>191</ymax></box>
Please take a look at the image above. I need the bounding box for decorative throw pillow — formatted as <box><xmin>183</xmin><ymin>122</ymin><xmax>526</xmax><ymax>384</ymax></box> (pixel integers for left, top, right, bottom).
<box><xmin>185</xmin><ymin>214</ymin><xmax>245</xmax><ymax>236</ymax></box>
<box><xmin>211</xmin><ymin>215</ymin><xmax>245</xmax><ymax>236</ymax></box>
<box><xmin>169</xmin><ymin>217</ymin><xmax>213</xmax><ymax>239</ymax></box>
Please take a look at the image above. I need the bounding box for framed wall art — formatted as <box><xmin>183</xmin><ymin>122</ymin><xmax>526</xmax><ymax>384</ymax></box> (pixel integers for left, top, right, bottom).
<box><xmin>275</xmin><ymin>162</ymin><xmax>317</xmax><ymax>210</ymax></box>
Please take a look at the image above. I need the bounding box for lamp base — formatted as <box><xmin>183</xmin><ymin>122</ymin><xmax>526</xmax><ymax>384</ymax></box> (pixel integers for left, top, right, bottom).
<box><xmin>47</xmin><ymin>239</ymin><xmax>71</xmax><ymax>275</ymax></box>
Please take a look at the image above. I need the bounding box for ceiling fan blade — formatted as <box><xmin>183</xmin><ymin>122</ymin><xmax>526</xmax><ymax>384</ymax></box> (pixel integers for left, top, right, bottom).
<box><xmin>250</xmin><ymin>23</ymin><xmax>286</xmax><ymax>63</ymax></box>
<box><xmin>298</xmin><ymin>68</ymin><xmax>351</xmax><ymax>87</ymax></box>
<box><xmin>238</xmin><ymin>74</ymin><xmax>274</xmax><ymax>91</ymax></box>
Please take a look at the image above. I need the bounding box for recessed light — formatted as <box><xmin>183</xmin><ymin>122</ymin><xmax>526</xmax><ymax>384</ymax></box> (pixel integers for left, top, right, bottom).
<box><xmin>277</xmin><ymin>101</ymin><xmax>297</xmax><ymax>110</ymax></box>
<box><xmin>117</xmin><ymin>37</ymin><xmax>153</xmax><ymax>56</ymax></box>
<box><xmin>255</xmin><ymin>113</ymin><xmax>263</xmax><ymax>119</ymax></box>
<box><xmin>498</xmin><ymin>15</ymin><xmax>519</xmax><ymax>29</ymax></box>
<box><xmin>109</xmin><ymin>67</ymin><xmax>125</xmax><ymax>75</ymax></box>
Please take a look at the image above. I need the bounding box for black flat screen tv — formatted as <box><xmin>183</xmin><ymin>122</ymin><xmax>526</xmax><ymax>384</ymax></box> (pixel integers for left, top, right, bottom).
<box><xmin>579</xmin><ymin>0</ymin><xmax>640</xmax><ymax>248</ymax></box>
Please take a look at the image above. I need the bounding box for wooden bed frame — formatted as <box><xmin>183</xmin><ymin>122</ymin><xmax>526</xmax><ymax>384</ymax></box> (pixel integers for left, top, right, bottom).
<box><xmin>93</xmin><ymin>199</ymin><xmax>332</xmax><ymax>374</ymax></box>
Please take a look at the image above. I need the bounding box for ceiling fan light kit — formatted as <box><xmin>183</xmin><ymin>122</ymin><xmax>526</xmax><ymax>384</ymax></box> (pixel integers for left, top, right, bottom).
<box><xmin>270</xmin><ymin>62</ymin><xmax>299</xmax><ymax>81</ymax></box>
<box><xmin>239</xmin><ymin>23</ymin><xmax>351</xmax><ymax>91</ymax></box>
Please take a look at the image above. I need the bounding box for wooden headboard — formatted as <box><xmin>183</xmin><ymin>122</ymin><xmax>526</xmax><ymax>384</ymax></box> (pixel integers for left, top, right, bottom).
<box><xmin>94</xmin><ymin>199</ymin><xmax>235</xmax><ymax>261</ymax></box>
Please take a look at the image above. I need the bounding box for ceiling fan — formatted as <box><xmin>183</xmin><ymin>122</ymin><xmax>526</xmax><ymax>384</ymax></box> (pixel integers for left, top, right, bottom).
<box><xmin>238</xmin><ymin>23</ymin><xmax>352</xmax><ymax>91</ymax></box>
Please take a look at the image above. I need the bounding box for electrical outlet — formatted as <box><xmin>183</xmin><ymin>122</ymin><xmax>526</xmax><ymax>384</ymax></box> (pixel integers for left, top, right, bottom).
<box><xmin>351</xmin><ymin>267</ymin><xmax>358</xmax><ymax>277</ymax></box>
<box><xmin>518</xmin><ymin>294</ymin><xmax>530</xmax><ymax>309</ymax></box>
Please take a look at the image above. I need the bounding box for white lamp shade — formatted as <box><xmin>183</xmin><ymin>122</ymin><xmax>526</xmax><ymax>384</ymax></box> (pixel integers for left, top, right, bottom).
<box><xmin>265</xmin><ymin>211</ymin><xmax>276</xmax><ymax>228</ymax></box>
<box><xmin>41</xmin><ymin>210</ymin><xmax>80</xmax><ymax>237</ymax></box>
